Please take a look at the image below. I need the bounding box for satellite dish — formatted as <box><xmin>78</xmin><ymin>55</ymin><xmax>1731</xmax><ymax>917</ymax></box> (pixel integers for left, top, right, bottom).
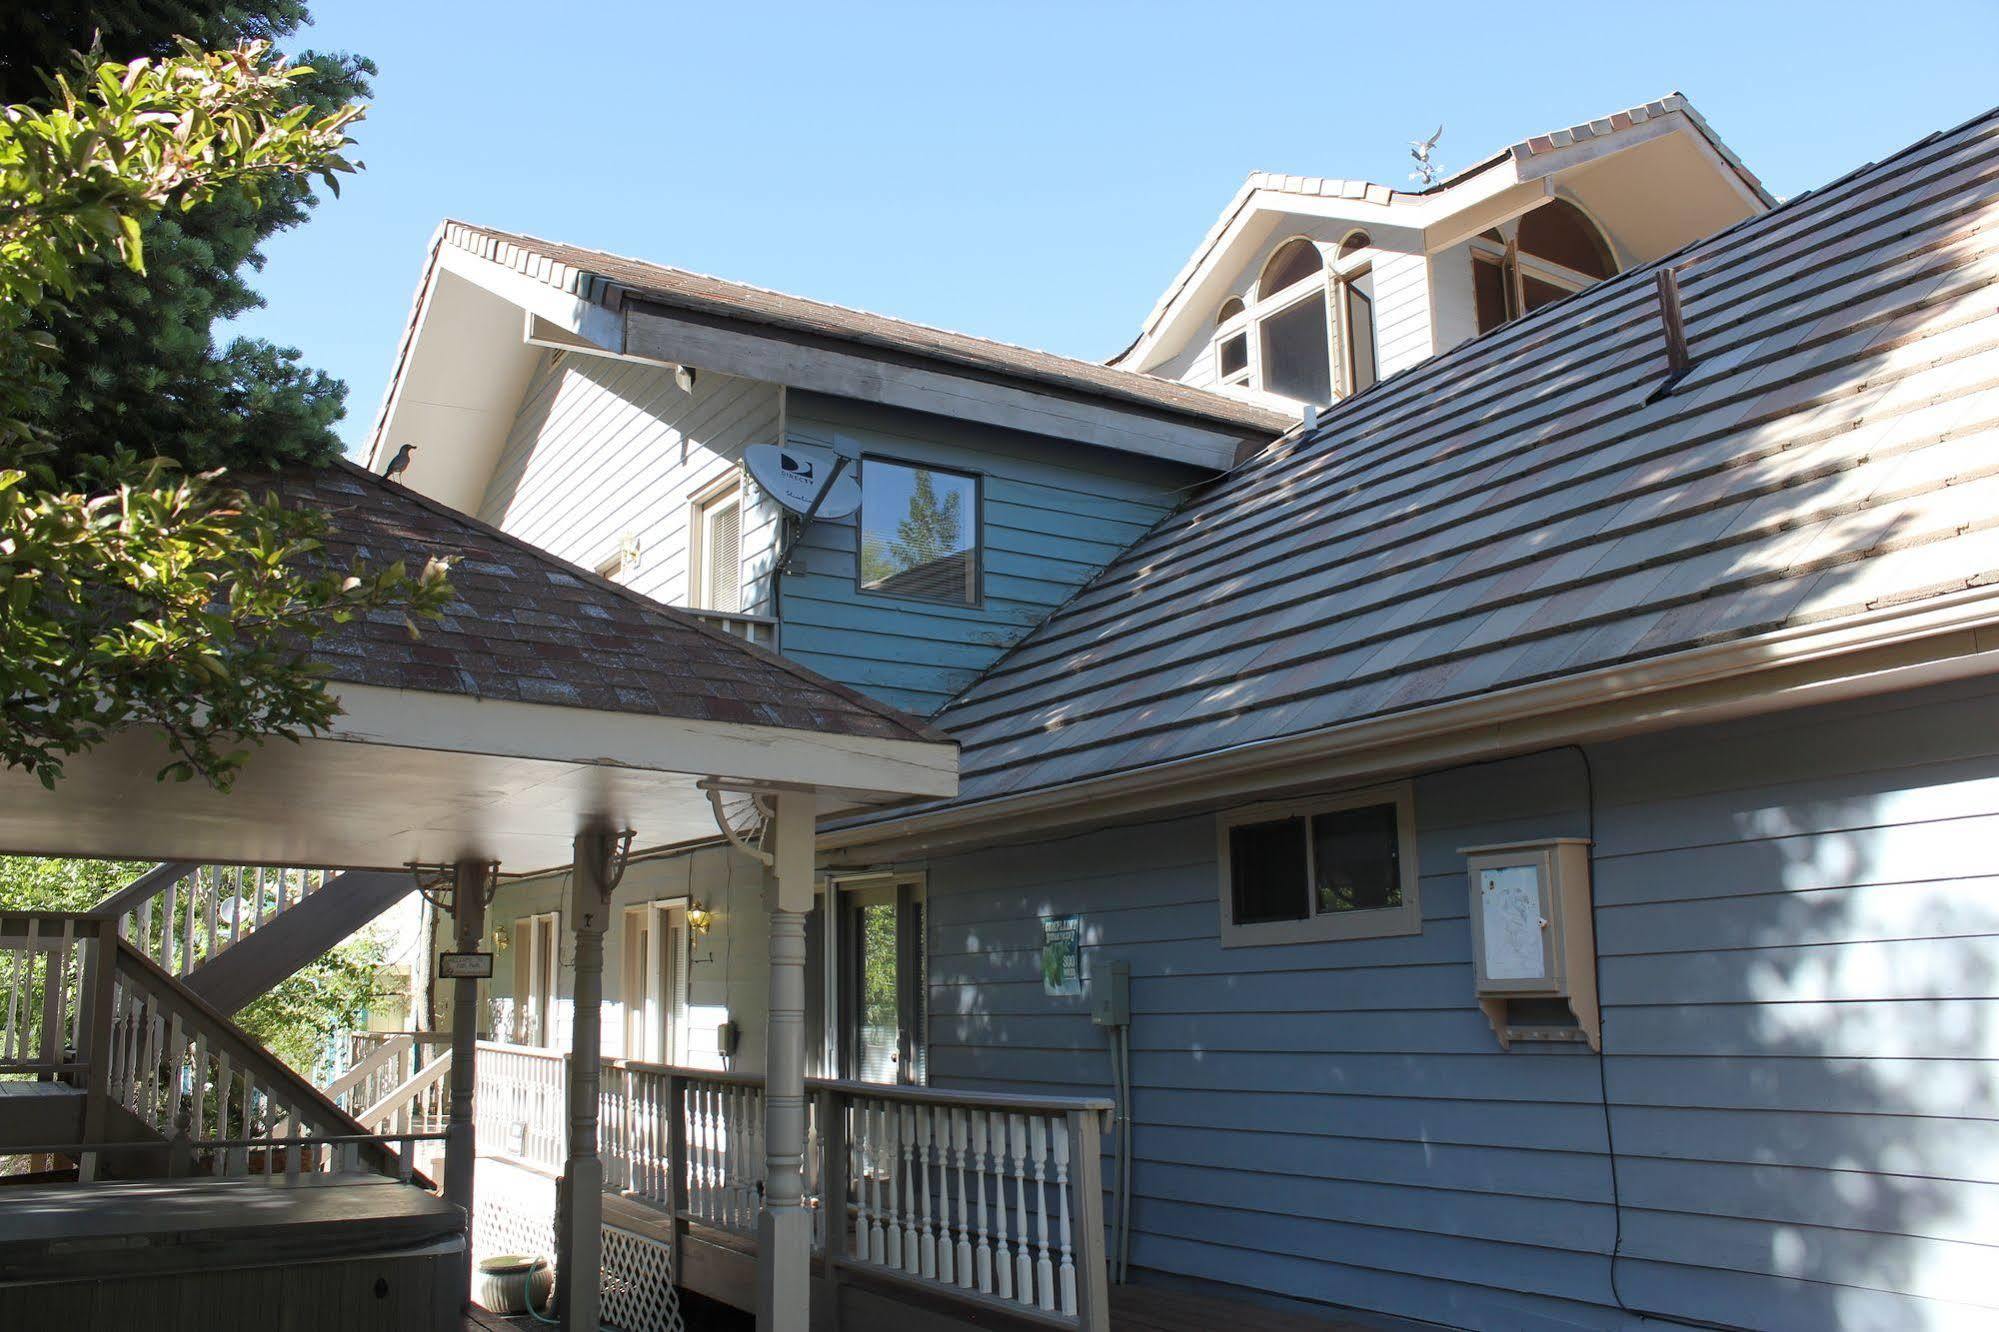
<box><xmin>744</xmin><ymin>442</ymin><xmax>861</xmax><ymax>520</ymax></box>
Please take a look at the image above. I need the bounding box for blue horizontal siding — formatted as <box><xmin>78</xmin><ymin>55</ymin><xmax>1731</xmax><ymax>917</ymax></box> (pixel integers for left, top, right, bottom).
<box><xmin>776</xmin><ymin>392</ymin><xmax>1203</xmax><ymax>713</ymax></box>
<box><xmin>914</xmin><ymin>675</ymin><xmax>1999</xmax><ymax>1330</ymax></box>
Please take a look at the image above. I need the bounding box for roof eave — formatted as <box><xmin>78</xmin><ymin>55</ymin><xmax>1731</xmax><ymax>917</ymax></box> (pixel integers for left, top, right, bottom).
<box><xmin>823</xmin><ymin>587</ymin><xmax>1999</xmax><ymax>859</ymax></box>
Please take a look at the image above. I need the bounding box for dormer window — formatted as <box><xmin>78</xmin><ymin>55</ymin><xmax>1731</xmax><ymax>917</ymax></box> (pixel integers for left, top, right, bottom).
<box><xmin>1257</xmin><ymin>240</ymin><xmax>1331</xmax><ymax>405</ymax></box>
<box><xmin>1472</xmin><ymin>200</ymin><xmax>1618</xmax><ymax>335</ymax></box>
<box><xmin>1215</xmin><ymin>298</ymin><xmax>1249</xmax><ymax>385</ymax></box>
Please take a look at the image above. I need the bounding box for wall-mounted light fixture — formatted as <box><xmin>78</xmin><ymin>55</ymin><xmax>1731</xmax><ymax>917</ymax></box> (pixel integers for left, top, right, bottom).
<box><xmin>686</xmin><ymin>902</ymin><xmax>715</xmax><ymax>937</ymax></box>
<box><xmin>492</xmin><ymin>924</ymin><xmax>511</xmax><ymax>952</ymax></box>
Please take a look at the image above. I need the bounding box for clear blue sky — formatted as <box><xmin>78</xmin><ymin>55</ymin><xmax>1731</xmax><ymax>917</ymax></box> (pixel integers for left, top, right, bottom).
<box><xmin>227</xmin><ymin>0</ymin><xmax>1999</xmax><ymax>455</ymax></box>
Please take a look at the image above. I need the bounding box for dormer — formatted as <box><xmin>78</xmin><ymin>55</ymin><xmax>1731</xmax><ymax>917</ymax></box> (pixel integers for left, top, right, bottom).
<box><xmin>1116</xmin><ymin>94</ymin><xmax>1772</xmax><ymax>412</ymax></box>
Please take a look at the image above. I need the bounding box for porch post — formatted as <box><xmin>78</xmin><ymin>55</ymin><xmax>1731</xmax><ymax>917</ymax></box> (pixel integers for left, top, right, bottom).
<box><xmin>758</xmin><ymin>791</ymin><xmax>815</xmax><ymax>1331</ymax></box>
<box><xmin>444</xmin><ymin>858</ymin><xmax>489</xmax><ymax>1306</ymax></box>
<box><xmin>559</xmin><ymin>828</ymin><xmax>617</xmax><ymax>1332</ymax></box>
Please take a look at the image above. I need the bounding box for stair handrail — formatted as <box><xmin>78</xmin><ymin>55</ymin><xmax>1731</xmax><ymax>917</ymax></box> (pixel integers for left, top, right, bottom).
<box><xmin>103</xmin><ymin>937</ymin><xmax>408</xmax><ymax>1177</ymax></box>
<box><xmin>323</xmin><ymin>1031</ymin><xmax>414</xmax><ymax>1111</ymax></box>
<box><xmin>86</xmin><ymin>861</ymin><xmax>199</xmax><ymax>922</ymax></box>
<box><xmin>358</xmin><ymin>1047</ymin><xmax>453</xmax><ymax>1134</ymax></box>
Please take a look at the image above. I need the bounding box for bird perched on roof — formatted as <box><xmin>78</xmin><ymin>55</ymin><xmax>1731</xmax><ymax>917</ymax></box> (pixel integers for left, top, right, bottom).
<box><xmin>1409</xmin><ymin>125</ymin><xmax>1444</xmax><ymax>187</ymax></box>
<box><xmin>382</xmin><ymin>443</ymin><xmax>416</xmax><ymax>482</ymax></box>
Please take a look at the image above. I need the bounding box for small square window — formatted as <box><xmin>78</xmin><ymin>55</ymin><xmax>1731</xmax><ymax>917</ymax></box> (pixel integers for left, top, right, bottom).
<box><xmin>1218</xmin><ymin>331</ymin><xmax>1249</xmax><ymax>381</ymax></box>
<box><xmin>859</xmin><ymin>458</ymin><xmax>980</xmax><ymax>605</ymax></box>
<box><xmin>1218</xmin><ymin>784</ymin><xmax>1420</xmax><ymax>946</ymax></box>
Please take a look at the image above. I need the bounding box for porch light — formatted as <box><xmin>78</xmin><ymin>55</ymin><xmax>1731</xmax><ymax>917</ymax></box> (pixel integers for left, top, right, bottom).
<box><xmin>492</xmin><ymin>924</ymin><xmax>510</xmax><ymax>952</ymax></box>
<box><xmin>685</xmin><ymin>902</ymin><xmax>714</xmax><ymax>936</ymax></box>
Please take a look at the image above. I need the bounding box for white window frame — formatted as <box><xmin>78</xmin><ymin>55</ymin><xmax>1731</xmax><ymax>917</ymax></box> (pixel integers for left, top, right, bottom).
<box><xmin>511</xmin><ymin>909</ymin><xmax>562</xmax><ymax>1047</ymax></box>
<box><xmin>621</xmin><ymin>898</ymin><xmax>690</xmax><ymax>1065</ymax></box>
<box><xmin>1216</xmin><ymin>782</ymin><xmax>1421</xmax><ymax>948</ymax></box>
<box><xmin>1213</xmin><ymin>301</ymin><xmax>1252</xmax><ymax>387</ymax></box>
<box><xmin>687</xmin><ymin>473</ymin><xmax>745</xmax><ymax>612</ymax></box>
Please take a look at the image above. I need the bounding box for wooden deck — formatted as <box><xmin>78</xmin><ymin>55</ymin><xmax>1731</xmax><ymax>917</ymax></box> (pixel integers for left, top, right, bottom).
<box><xmin>463</xmin><ymin>1280</ymin><xmax>1388</xmax><ymax>1331</ymax></box>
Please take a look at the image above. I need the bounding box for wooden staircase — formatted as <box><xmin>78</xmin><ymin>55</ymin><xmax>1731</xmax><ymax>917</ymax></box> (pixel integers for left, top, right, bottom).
<box><xmin>1</xmin><ymin>903</ymin><xmax>418</xmax><ymax>1183</ymax></box>
<box><xmin>95</xmin><ymin>862</ymin><xmax>413</xmax><ymax>1016</ymax></box>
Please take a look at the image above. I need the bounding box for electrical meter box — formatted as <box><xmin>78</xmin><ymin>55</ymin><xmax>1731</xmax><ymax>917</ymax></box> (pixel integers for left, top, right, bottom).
<box><xmin>1461</xmin><ymin>838</ymin><xmax>1599</xmax><ymax>1050</ymax></box>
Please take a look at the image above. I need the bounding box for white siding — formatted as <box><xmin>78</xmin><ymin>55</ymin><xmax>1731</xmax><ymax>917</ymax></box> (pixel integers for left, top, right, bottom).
<box><xmin>1429</xmin><ymin>239</ymin><xmax>1483</xmax><ymax>356</ymax></box>
<box><xmin>1369</xmin><ymin>250</ymin><xmax>1433</xmax><ymax>378</ymax></box>
<box><xmin>476</xmin><ymin>351</ymin><xmax>783</xmax><ymax>613</ymax></box>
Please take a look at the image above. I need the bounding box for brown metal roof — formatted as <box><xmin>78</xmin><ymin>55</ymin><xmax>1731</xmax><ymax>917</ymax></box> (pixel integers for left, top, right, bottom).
<box><xmin>276</xmin><ymin>461</ymin><xmax>948</xmax><ymax>746</ymax></box>
<box><xmin>437</xmin><ymin>221</ymin><xmax>1293</xmax><ymax>439</ymax></box>
<box><xmin>910</xmin><ymin>102</ymin><xmax>1999</xmax><ymax>813</ymax></box>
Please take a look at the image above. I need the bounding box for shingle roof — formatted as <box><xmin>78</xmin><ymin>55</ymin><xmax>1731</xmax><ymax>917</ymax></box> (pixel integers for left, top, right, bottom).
<box><xmin>914</xmin><ymin>103</ymin><xmax>1999</xmax><ymax>812</ymax></box>
<box><xmin>276</xmin><ymin>461</ymin><xmax>946</xmax><ymax>745</ymax></box>
<box><xmin>435</xmin><ymin>222</ymin><xmax>1293</xmax><ymax>438</ymax></box>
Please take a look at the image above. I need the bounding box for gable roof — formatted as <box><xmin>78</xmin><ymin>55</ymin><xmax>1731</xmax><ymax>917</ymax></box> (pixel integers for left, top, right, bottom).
<box><xmin>856</xmin><ymin>102</ymin><xmax>1999</xmax><ymax>830</ymax></box>
<box><xmin>1113</xmin><ymin>92</ymin><xmax>1773</xmax><ymax>365</ymax></box>
<box><xmin>430</xmin><ymin>221</ymin><xmax>1294</xmax><ymax>439</ymax></box>
<box><xmin>280</xmin><ymin>460</ymin><xmax>947</xmax><ymax>746</ymax></box>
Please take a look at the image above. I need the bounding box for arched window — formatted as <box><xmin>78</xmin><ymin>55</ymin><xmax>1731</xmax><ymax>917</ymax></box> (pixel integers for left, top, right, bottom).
<box><xmin>1517</xmin><ymin>200</ymin><xmax>1615</xmax><ymax>279</ymax></box>
<box><xmin>1252</xmin><ymin>240</ymin><xmax>1331</xmax><ymax>403</ymax></box>
<box><xmin>1337</xmin><ymin>231</ymin><xmax>1371</xmax><ymax>262</ymax></box>
<box><xmin>1470</xmin><ymin>201</ymin><xmax>1619</xmax><ymax>334</ymax></box>
<box><xmin>1258</xmin><ymin>239</ymin><xmax>1324</xmax><ymax>298</ymax></box>
<box><xmin>1216</xmin><ymin>297</ymin><xmax>1245</xmax><ymax>323</ymax></box>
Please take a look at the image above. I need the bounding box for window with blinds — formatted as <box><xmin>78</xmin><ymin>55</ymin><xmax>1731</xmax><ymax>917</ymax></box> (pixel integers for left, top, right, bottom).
<box><xmin>695</xmin><ymin>490</ymin><xmax>741</xmax><ymax>612</ymax></box>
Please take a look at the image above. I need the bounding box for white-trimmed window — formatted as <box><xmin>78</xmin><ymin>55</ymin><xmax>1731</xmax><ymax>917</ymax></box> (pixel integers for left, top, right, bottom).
<box><xmin>621</xmin><ymin>900</ymin><xmax>689</xmax><ymax>1065</ymax></box>
<box><xmin>1214</xmin><ymin>297</ymin><xmax>1250</xmax><ymax>386</ymax></box>
<box><xmin>511</xmin><ymin>910</ymin><xmax>562</xmax><ymax>1046</ymax></box>
<box><xmin>1217</xmin><ymin>783</ymin><xmax>1420</xmax><ymax>946</ymax></box>
<box><xmin>689</xmin><ymin>477</ymin><xmax>743</xmax><ymax>611</ymax></box>
<box><xmin>1256</xmin><ymin>238</ymin><xmax>1332</xmax><ymax>405</ymax></box>
<box><xmin>1333</xmin><ymin>231</ymin><xmax>1378</xmax><ymax>396</ymax></box>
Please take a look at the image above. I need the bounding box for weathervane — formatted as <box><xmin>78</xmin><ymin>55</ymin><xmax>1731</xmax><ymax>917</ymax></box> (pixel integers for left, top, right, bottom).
<box><xmin>1409</xmin><ymin>125</ymin><xmax>1444</xmax><ymax>186</ymax></box>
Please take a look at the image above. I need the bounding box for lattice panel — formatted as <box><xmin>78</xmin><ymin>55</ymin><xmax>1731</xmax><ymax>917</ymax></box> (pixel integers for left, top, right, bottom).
<box><xmin>602</xmin><ymin>1223</ymin><xmax>685</xmax><ymax>1332</ymax></box>
<box><xmin>472</xmin><ymin>1161</ymin><xmax>681</xmax><ymax>1332</ymax></box>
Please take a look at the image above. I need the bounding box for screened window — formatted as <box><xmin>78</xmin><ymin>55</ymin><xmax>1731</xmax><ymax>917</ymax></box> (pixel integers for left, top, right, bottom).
<box><xmin>1260</xmin><ymin>293</ymin><xmax>1331</xmax><ymax>404</ymax></box>
<box><xmin>859</xmin><ymin>459</ymin><xmax>980</xmax><ymax>605</ymax></box>
<box><xmin>1343</xmin><ymin>280</ymin><xmax>1377</xmax><ymax>394</ymax></box>
<box><xmin>1219</xmin><ymin>785</ymin><xmax>1420</xmax><ymax>945</ymax></box>
<box><xmin>1470</xmin><ymin>203</ymin><xmax>1616</xmax><ymax>336</ymax></box>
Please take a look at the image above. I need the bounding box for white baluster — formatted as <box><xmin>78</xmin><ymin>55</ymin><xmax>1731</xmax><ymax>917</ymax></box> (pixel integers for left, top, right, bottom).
<box><xmin>934</xmin><ymin>1106</ymin><xmax>954</xmax><ymax>1286</ymax></box>
<box><xmin>989</xmin><ymin>1111</ymin><xmax>1012</xmax><ymax>1300</ymax></box>
<box><xmin>952</xmin><ymin>1108</ymin><xmax>973</xmax><ymax>1287</ymax></box>
<box><xmin>869</xmin><ymin>1100</ymin><xmax>890</xmax><ymax>1264</ymax></box>
<box><xmin>1031</xmin><ymin>1117</ymin><xmax>1054</xmax><ymax>1310</ymax></box>
<box><xmin>972</xmin><ymin>1111</ymin><xmax>993</xmax><ymax>1293</ymax></box>
<box><xmin>203</xmin><ymin>872</ymin><xmax>218</xmax><ymax>965</ymax></box>
<box><xmin>882</xmin><ymin>1099</ymin><xmax>903</xmax><ymax>1269</ymax></box>
<box><xmin>1053</xmin><ymin>1118</ymin><xmax>1076</xmax><ymax>1315</ymax></box>
<box><xmin>229</xmin><ymin>868</ymin><xmax>246</xmax><ymax>943</ymax></box>
<box><xmin>899</xmin><ymin>1104</ymin><xmax>920</xmax><ymax>1275</ymax></box>
<box><xmin>1010</xmin><ymin>1114</ymin><xmax>1033</xmax><ymax>1302</ymax></box>
<box><xmin>180</xmin><ymin>876</ymin><xmax>196</xmax><ymax>976</ymax></box>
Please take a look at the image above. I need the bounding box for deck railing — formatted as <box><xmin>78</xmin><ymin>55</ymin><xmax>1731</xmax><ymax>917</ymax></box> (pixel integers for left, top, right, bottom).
<box><xmin>0</xmin><ymin>912</ymin><xmax>94</xmax><ymax>1080</ymax></box>
<box><xmin>94</xmin><ymin>863</ymin><xmax>338</xmax><ymax>982</ymax></box>
<box><xmin>4</xmin><ymin>907</ymin><xmax>416</xmax><ymax>1184</ymax></box>
<box><xmin>473</xmin><ymin>1040</ymin><xmax>1114</xmax><ymax>1327</ymax></box>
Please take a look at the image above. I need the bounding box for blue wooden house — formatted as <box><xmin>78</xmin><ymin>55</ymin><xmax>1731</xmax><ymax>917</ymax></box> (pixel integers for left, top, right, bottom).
<box><xmin>342</xmin><ymin>94</ymin><xmax>1996</xmax><ymax>1330</ymax></box>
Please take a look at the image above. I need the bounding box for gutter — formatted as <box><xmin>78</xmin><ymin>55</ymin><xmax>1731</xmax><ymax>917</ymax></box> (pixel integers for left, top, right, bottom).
<box><xmin>821</xmin><ymin>586</ymin><xmax>1999</xmax><ymax>859</ymax></box>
